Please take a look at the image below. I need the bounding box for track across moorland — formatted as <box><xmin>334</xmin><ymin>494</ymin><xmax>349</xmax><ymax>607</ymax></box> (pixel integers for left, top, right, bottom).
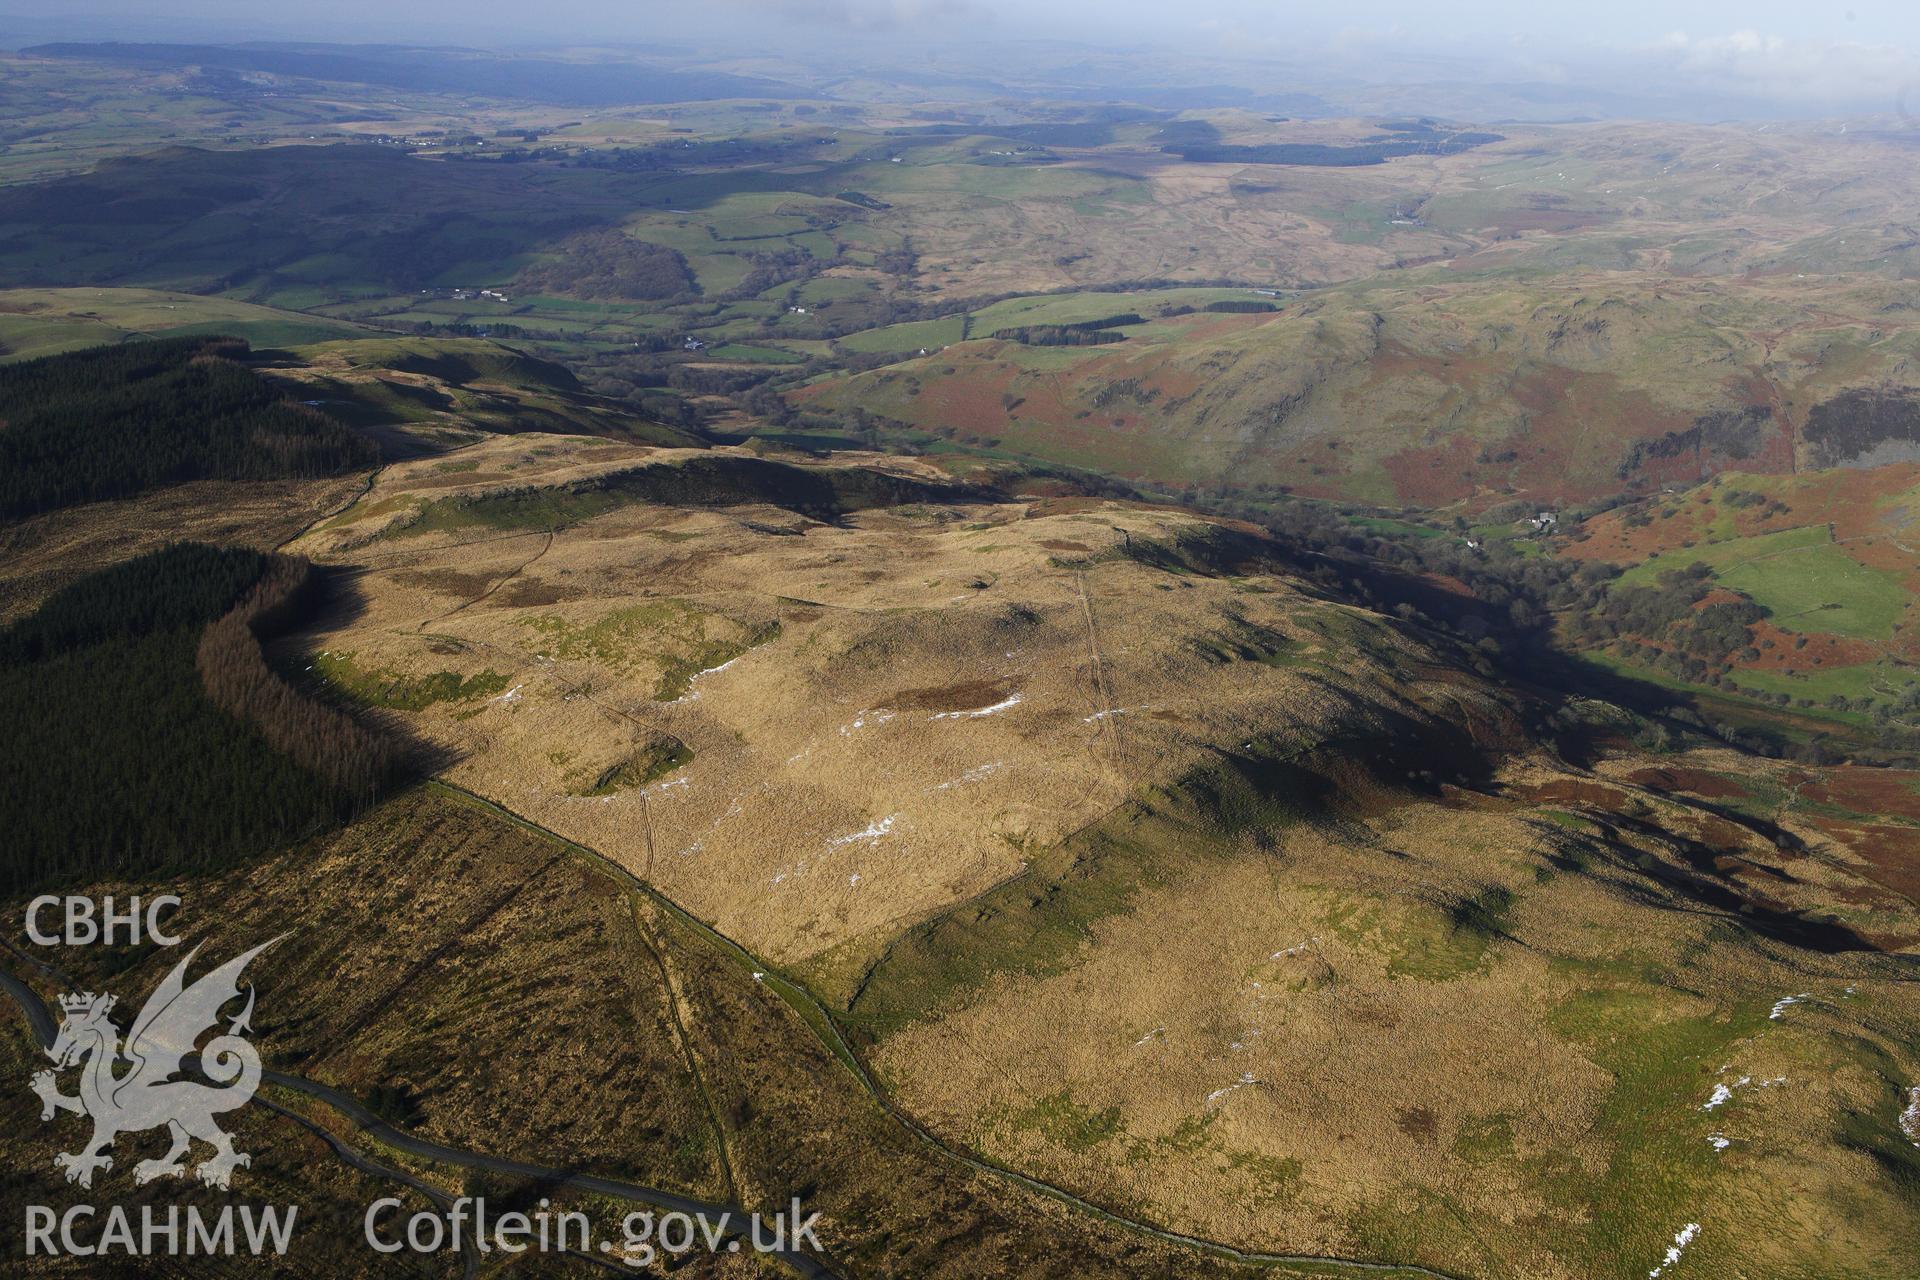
<box><xmin>0</xmin><ymin>743</ymin><xmax>1471</xmax><ymax>1278</ymax></box>
<box><xmin>427</xmin><ymin>781</ymin><xmax>1472</xmax><ymax>1280</ymax></box>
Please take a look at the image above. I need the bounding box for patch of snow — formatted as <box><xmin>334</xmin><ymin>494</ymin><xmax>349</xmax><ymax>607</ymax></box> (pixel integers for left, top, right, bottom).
<box><xmin>931</xmin><ymin>693</ymin><xmax>1023</xmax><ymax>721</ymax></box>
<box><xmin>829</xmin><ymin>814</ymin><xmax>898</xmax><ymax>848</ymax></box>
<box><xmin>931</xmin><ymin>762</ymin><xmax>1005</xmax><ymax>791</ymax></box>
<box><xmin>1648</xmin><ymin>1223</ymin><xmax>1699</xmax><ymax>1278</ymax></box>
<box><xmin>849</xmin><ymin>873</ymin><xmax>862</xmax><ymax>887</ymax></box>
<box><xmin>1205</xmin><ymin>1073</ymin><xmax>1258</xmax><ymax>1108</ymax></box>
<box><xmin>751</xmin><ymin>971</ymin><xmax>765</xmax><ymax>982</ymax></box>
<box><xmin>1707</xmin><ymin>1133</ymin><xmax>1730</xmax><ymax>1151</ymax></box>
<box><xmin>1083</xmin><ymin>705</ymin><xmax>1148</xmax><ymax>723</ymax></box>
<box><xmin>1900</xmin><ymin>1085</ymin><xmax>1920</xmax><ymax>1148</ymax></box>
<box><xmin>672</xmin><ymin>653</ymin><xmax>745</xmax><ymax>703</ymax></box>
<box><xmin>491</xmin><ymin>684</ymin><xmax>524</xmax><ymax>704</ymax></box>
<box><xmin>840</xmin><ymin>709</ymin><xmax>896</xmax><ymax>735</ymax></box>
<box><xmin>696</xmin><ymin>654</ymin><xmax>742</xmax><ymax>680</ymax></box>
<box><xmin>1704</xmin><ymin>1075</ymin><xmax>1786</xmax><ymax>1111</ymax></box>
<box><xmin>1132</xmin><ymin>1027</ymin><xmax>1165</xmax><ymax>1047</ymax></box>
<box><xmin>1271</xmin><ymin>940</ymin><xmax>1316</xmax><ymax>959</ymax></box>
<box><xmin>1769</xmin><ymin>993</ymin><xmax>1811</xmax><ymax>1020</ymax></box>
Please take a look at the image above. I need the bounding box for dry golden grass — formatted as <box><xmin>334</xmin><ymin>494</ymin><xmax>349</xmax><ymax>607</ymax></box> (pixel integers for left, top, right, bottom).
<box><xmin>289</xmin><ymin>436</ymin><xmax>1476</xmax><ymax>966</ymax></box>
<box><xmin>276</xmin><ymin>442</ymin><xmax>1920</xmax><ymax>1277</ymax></box>
<box><xmin>867</xmin><ymin>782</ymin><xmax>1920</xmax><ymax>1276</ymax></box>
<box><xmin>1</xmin><ymin>786</ymin><xmax>1364</xmax><ymax>1280</ymax></box>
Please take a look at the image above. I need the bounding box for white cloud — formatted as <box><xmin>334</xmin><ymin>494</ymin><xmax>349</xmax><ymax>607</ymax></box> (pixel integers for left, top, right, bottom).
<box><xmin>1644</xmin><ymin>28</ymin><xmax>1920</xmax><ymax>104</ymax></box>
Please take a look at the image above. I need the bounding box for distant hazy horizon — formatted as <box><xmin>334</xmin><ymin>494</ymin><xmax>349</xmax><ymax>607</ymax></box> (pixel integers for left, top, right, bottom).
<box><xmin>5</xmin><ymin>1</ymin><xmax>1920</xmax><ymax>120</ymax></box>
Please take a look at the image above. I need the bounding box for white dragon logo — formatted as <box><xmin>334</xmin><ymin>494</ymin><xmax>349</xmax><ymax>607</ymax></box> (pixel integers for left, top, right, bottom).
<box><xmin>29</xmin><ymin>939</ymin><xmax>279</xmax><ymax>1190</ymax></box>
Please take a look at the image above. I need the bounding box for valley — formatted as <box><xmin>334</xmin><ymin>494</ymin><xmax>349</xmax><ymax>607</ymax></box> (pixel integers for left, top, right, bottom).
<box><xmin>0</xmin><ymin>32</ymin><xmax>1917</xmax><ymax>1280</ymax></box>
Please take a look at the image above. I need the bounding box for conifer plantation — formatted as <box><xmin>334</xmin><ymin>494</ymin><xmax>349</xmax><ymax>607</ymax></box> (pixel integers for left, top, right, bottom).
<box><xmin>0</xmin><ymin>544</ymin><xmax>393</xmax><ymax>892</ymax></box>
<box><xmin>0</xmin><ymin>335</ymin><xmax>377</xmax><ymax>520</ymax></box>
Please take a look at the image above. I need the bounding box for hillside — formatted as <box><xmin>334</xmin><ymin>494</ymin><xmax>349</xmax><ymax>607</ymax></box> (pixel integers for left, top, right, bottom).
<box><xmin>797</xmin><ymin>275</ymin><xmax>1920</xmax><ymax>508</ymax></box>
<box><xmin>3</xmin><ymin>781</ymin><xmax>1406</xmax><ymax>1280</ymax></box>
<box><xmin>270</xmin><ymin>335</ymin><xmax>707</xmax><ymax>455</ymax></box>
<box><xmin>0</xmin><ymin>321</ymin><xmax>1914</xmax><ymax>1280</ymax></box>
<box><xmin>0</xmin><ymin>335</ymin><xmax>377</xmax><ymax>520</ymax></box>
<box><xmin>267</xmin><ymin>433</ymin><xmax>1920</xmax><ymax>1278</ymax></box>
<box><xmin>0</xmin><ymin>327</ymin><xmax>699</xmax><ymax>620</ymax></box>
<box><xmin>0</xmin><ymin>287</ymin><xmax>376</xmax><ymax>361</ymax></box>
<box><xmin>1555</xmin><ymin>466</ymin><xmax>1920</xmax><ymax>734</ymax></box>
<box><xmin>4</xmin><ymin>53</ymin><xmax>1920</xmax><ymax>1280</ymax></box>
<box><xmin>2</xmin><ymin>112</ymin><xmax>1918</xmax><ymax>363</ymax></box>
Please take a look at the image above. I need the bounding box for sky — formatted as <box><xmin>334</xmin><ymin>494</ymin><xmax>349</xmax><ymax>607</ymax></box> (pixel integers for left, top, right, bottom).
<box><xmin>15</xmin><ymin>0</ymin><xmax>1918</xmax><ymax>47</ymax></box>
<box><xmin>5</xmin><ymin>0</ymin><xmax>1919</xmax><ymax>117</ymax></box>
<box><xmin>711</xmin><ymin>0</ymin><xmax>1920</xmax><ymax>45</ymax></box>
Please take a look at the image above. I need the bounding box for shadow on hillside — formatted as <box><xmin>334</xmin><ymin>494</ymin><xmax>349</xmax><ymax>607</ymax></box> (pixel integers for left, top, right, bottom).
<box><xmin>268</xmin><ymin>562</ymin><xmax>462</xmax><ymax>787</ymax></box>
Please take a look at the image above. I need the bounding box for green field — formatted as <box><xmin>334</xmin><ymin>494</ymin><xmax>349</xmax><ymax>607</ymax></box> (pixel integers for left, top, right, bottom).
<box><xmin>836</xmin><ymin>315</ymin><xmax>968</xmax><ymax>353</ymax></box>
<box><xmin>709</xmin><ymin>342</ymin><xmax>805</xmax><ymax>363</ymax></box>
<box><xmin>1577</xmin><ymin>649</ymin><xmax>1877</xmax><ymax>732</ymax></box>
<box><xmin>969</xmin><ymin>287</ymin><xmax>1270</xmax><ymax>329</ymax></box>
<box><xmin>1723</xmin><ymin>659</ymin><xmax>1920</xmax><ymax>706</ymax></box>
<box><xmin>1619</xmin><ymin>524</ymin><xmax>1908</xmax><ymax>639</ymax></box>
<box><xmin>0</xmin><ymin>288</ymin><xmax>376</xmax><ymax>361</ymax></box>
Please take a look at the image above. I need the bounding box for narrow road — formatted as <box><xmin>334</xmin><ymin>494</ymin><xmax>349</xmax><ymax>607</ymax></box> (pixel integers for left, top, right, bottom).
<box><xmin>0</xmin><ymin>960</ymin><xmax>838</xmax><ymax>1280</ymax></box>
<box><xmin>1</xmin><ymin>777</ymin><xmax>1466</xmax><ymax>1279</ymax></box>
<box><xmin>252</xmin><ymin>1094</ymin><xmax>484</xmax><ymax>1280</ymax></box>
<box><xmin>431</xmin><ymin>782</ymin><xmax>1472</xmax><ymax>1280</ymax></box>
